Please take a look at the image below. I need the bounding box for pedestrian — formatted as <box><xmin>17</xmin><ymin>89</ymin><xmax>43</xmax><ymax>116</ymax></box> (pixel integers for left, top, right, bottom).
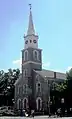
<box><xmin>24</xmin><ymin>110</ymin><xmax>28</xmax><ymax>117</ymax></box>
<box><xmin>25</xmin><ymin>111</ymin><xmax>28</xmax><ymax>117</ymax></box>
<box><xmin>57</xmin><ymin>108</ymin><xmax>61</xmax><ymax>117</ymax></box>
<box><xmin>31</xmin><ymin>110</ymin><xmax>35</xmax><ymax>118</ymax></box>
<box><xmin>65</xmin><ymin>109</ymin><xmax>67</xmax><ymax>117</ymax></box>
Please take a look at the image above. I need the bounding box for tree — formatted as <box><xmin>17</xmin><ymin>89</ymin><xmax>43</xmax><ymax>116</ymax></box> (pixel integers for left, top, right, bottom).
<box><xmin>65</xmin><ymin>68</ymin><xmax>72</xmax><ymax>107</ymax></box>
<box><xmin>66</xmin><ymin>68</ymin><xmax>72</xmax><ymax>80</ymax></box>
<box><xmin>52</xmin><ymin>68</ymin><xmax>72</xmax><ymax>109</ymax></box>
<box><xmin>0</xmin><ymin>68</ymin><xmax>20</xmax><ymax>106</ymax></box>
<box><xmin>54</xmin><ymin>80</ymin><xmax>67</xmax><ymax>92</ymax></box>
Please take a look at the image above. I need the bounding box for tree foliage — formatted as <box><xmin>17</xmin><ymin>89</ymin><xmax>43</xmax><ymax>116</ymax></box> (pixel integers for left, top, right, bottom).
<box><xmin>0</xmin><ymin>68</ymin><xmax>20</xmax><ymax>106</ymax></box>
<box><xmin>54</xmin><ymin>68</ymin><xmax>72</xmax><ymax>93</ymax></box>
<box><xmin>66</xmin><ymin>68</ymin><xmax>72</xmax><ymax>80</ymax></box>
<box><xmin>54</xmin><ymin>80</ymin><xmax>67</xmax><ymax>92</ymax></box>
<box><xmin>52</xmin><ymin>68</ymin><xmax>72</xmax><ymax>107</ymax></box>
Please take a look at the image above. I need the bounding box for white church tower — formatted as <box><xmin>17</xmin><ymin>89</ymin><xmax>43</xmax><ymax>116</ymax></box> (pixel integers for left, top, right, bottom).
<box><xmin>24</xmin><ymin>4</ymin><xmax>38</xmax><ymax>49</ymax></box>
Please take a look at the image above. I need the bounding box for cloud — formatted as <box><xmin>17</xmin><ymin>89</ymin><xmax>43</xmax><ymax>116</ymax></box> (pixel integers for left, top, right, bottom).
<box><xmin>12</xmin><ymin>58</ymin><xmax>21</xmax><ymax>71</ymax></box>
<box><xmin>67</xmin><ymin>66</ymin><xmax>72</xmax><ymax>71</ymax></box>
<box><xmin>42</xmin><ymin>62</ymin><xmax>50</xmax><ymax>68</ymax></box>
<box><xmin>13</xmin><ymin>58</ymin><xmax>50</xmax><ymax>70</ymax></box>
<box><xmin>12</xmin><ymin>59</ymin><xmax>66</xmax><ymax>73</ymax></box>
<box><xmin>12</xmin><ymin>59</ymin><xmax>21</xmax><ymax>65</ymax></box>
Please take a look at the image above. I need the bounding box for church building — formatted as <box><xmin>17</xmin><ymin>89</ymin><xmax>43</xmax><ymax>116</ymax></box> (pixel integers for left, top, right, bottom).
<box><xmin>14</xmin><ymin>5</ymin><xmax>66</xmax><ymax>112</ymax></box>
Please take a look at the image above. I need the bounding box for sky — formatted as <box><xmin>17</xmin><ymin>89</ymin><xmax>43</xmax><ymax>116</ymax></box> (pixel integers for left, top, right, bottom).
<box><xmin>0</xmin><ymin>0</ymin><xmax>72</xmax><ymax>73</ymax></box>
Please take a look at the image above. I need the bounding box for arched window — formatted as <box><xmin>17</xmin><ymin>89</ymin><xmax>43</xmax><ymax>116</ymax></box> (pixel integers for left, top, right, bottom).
<box><xmin>23</xmin><ymin>84</ymin><xmax>28</xmax><ymax>94</ymax></box>
<box><xmin>33</xmin><ymin>50</ymin><xmax>38</xmax><ymax>60</ymax></box>
<box><xmin>36</xmin><ymin>82</ymin><xmax>41</xmax><ymax>92</ymax></box>
<box><xmin>33</xmin><ymin>40</ymin><xmax>37</xmax><ymax>43</ymax></box>
<box><xmin>23</xmin><ymin>69</ymin><xmax>28</xmax><ymax>77</ymax></box>
<box><xmin>30</xmin><ymin>40</ymin><xmax>32</xmax><ymax>43</ymax></box>
<box><xmin>17</xmin><ymin>85</ymin><xmax>21</xmax><ymax>94</ymax></box>
<box><xmin>35</xmin><ymin>51</ymin><xmax>37</xmax><ymax>60</ymax></box>
<box><xmin>38</xmin><ymin>51</ymin><xmax>41</xmax><ymax>61</ymax></box>
<box><xmin>24</xmin><ymin>99</ymin><xmax>26</xmax><ymax>109</ymax></box>
<box><xmin>25</xmin><ymin>40</ymin><xmax>28</xmax><ymax>44</ymax></box>
<box><xmin>25</xmin><ymin>70</ymin><xmax>26</xmax><ymax>76</ymax></box>
<box><xmin>17</xmin><ymin>99</ymin><xmax>21</xmax><ymax>109</ymax></box>
<box><xmin>35</xmin><ymin>74</ymin><xmax>39</xmax><ymax>81</ymax></box>
<box><xmin>36</xmin><ymin>97</ymin><xmax>42</xmax><ymax>111</ymax></box>
<box><xmin>24</xmin><ymin>85</ymin><xmax>26</xmax><ymax>93</ymax></box>
<box><xmin>23</xmin><ymin>98</ymin><xmax>28</xmax><ymax>109</ymax></box>
<box><xmin>38</xmin><ymin>99</ymin><xmax>40</xmax><ymax>110</ymax></box>
<box><xmin>38</xmin><ymin>83</ymin><xmax>41</xmax><ymax>92</ymax></box>
<box><xmin>24</xmin><ymin>50</ymin><xmax>28</xmax><ymax>61</ymax></box>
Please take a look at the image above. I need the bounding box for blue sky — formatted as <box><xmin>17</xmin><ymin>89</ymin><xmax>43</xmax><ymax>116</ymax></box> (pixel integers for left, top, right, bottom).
<box><xmin>0</xmin><ymin>0</ymin><xmax>72</xmax><ymax>72</ymax></box>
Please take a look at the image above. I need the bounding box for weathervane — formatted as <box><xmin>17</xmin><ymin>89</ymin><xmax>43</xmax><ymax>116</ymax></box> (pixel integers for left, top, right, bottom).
<box><xmin>29</xmin><ymin>4</ymin><xmax>32</xmax><ymax>10</ymax></box>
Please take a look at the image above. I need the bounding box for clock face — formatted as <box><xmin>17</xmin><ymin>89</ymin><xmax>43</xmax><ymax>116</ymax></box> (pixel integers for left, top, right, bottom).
<box><xmin>33</xmin><ymin>40</ymin><xmax>37</xmax><ymax>43</ymax></box>
<box><xmin>25</xmin><ymin>40</ymin><xmax>28</xmax><ymax>44</ymax></box>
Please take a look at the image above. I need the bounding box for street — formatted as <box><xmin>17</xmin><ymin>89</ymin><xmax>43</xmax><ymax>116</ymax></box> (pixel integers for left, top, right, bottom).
<box><xmin>0</xmin><ymin>116</ymin><xmax>72</xmax><ymax>119</ymax></box>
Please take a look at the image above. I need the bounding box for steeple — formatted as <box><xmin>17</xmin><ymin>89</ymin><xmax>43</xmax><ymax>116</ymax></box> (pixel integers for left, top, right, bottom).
<box><xmin>24</xmin><ymin>4</ymin><xmax>38</xmax><ymax>49</ymax></box>
<box><xmin>27</xmin><ymin>4</ymin><xmax>35</xmax><ymax>35</ymax></box>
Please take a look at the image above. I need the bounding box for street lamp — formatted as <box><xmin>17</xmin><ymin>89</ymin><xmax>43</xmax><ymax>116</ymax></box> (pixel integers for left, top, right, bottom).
<box><xmin>12</xmin><ymin>99</ymin><xmax>15</xmax><ymax>104</ymax></box>
<box><xmin>12</xmin><ymin>99</ymin><xmax>15</xmax><ymax>109</ymax></box>
<box><xmin>61</xmin><ymin>98</ymin><xmax>64</xmax><ymax>109</ymax></box>
<box><xmin>61</xmin><ymin>98</ymin><xmax>64</xmax><ymax>117</ymax></box>
<box><xmin>61</xmin><ymin>98</ymin><xmax>64</xmax><ymax>104</ymax></box>
<box><xmin>45</xmin><ymin>76</ymin><xmax>51</xmax><ymax>116</ymax></box>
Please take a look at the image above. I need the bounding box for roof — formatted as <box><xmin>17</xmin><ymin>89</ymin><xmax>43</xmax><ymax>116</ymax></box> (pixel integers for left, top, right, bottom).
<box><xmin>27</xmin><ymin>9</ymin><xmax>35</xmax><ymax>35</ymax></box>
<box><xmin>35</xmin><ymin>69</ymin><xmax>66</xmax><ymax>80</ymax></box>
<box><xmin>14</xmin><ymin>73</ymin><xmax>22</xmax><ymax>86</ymax></box>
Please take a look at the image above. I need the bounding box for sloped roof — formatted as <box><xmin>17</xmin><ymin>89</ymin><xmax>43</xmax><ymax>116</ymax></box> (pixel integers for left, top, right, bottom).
<box><xmin>14</xmin><ymin>73</ymin><xmax>22</xmax><ymax>86</ymax></box>
<box><xmin>35</xmin><ymin>69</ymin><xmax>54</xmax><ymax>78</ymax></box>
<box><xmin>35</xmin><ymin>69</ymin><xmax>66</xmax><ymax>80</ymax></box>
<box><xmin>27</xmin><ymin>9</ymin><xmax>35</xmax><ymax>35</ymax></box>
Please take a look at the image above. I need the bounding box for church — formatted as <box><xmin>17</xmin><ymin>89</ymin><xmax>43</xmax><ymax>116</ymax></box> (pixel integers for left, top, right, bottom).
<box><xmin>14</xmin><ymin>5</ymin><xmax>66</xmax><ymax>112</ymax></box>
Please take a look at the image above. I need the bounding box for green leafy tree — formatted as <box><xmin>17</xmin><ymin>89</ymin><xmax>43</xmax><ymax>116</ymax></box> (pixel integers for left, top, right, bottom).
<box><xmin>0</xmin><ymin>68</ymin><xmax>20</xmax><ymax>106</ymax></box>
<box><xmin>54</xmin><ymin>68</ymin><xmax>72</xmax><ymax>93</ymax></box>
<box><xmin>65</xmin><ymin>68</ymin><xmax>72</xmax><ymax>107</ymax></box>
<box><xmin>66</xmin><ymin>68</ymin><xmax>72</xmax><ymax>80</ymax></box>
<box><xmin>52</xmin><ymin>68</ymin><xmax>72</xmax><ymax>108</ymax></box>
<box><xmin>54</xmin><ymin>80</ymin><xmax>67</xmax><ymax>92</ymax></box>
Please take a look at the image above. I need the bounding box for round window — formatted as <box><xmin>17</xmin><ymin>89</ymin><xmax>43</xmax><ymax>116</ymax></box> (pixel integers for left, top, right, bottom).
<box><xmin>33</xmin><ymin>40</ymin><xmax>37</xmax><ymax>43</ymax></box>
<box><xmin>25</xmin><ymin>40</ymin><xmax>28</xmax><ymax>44</ymax></box>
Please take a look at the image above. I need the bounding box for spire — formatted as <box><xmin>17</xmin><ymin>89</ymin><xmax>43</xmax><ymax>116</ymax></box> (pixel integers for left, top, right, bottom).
<box><xmin>27</xmin><ymin>4</ymin><xmax>35</xmax><ymax>35</ymax></box>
